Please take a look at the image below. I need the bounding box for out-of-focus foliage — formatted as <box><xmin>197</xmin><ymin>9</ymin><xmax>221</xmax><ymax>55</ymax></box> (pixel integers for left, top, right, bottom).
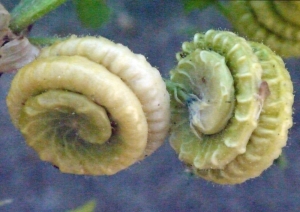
<box><xmin>72</xmin><ymin>0</ymin><xmax>110</xmax><ymax>29</ymax></box>
<box><xmin>68</xmin><ymin>200</ymin><xmax>97</xmax><ymax>212</ymax></box>
<box><xmin>182</xmin><ymin>0</ymin><xmax>217</xmax><ymax>13</ymax></box>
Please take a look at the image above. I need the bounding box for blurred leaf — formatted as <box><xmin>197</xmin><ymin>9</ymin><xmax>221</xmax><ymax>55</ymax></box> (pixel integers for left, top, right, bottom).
<box><xmin>274</xmin><ymin>153</ymin><xmax>288</xmax><ymax>169</ymax></box>
<box><xmin>10</xmin><ymin>0</ymin><xmax>67</xmax><ymax>33</ymax></box>
<box><xmin>29</xmin><ymin>36</ymin><xmax>69</xmax><ymax>46</ymax></box>
<box><xmin>182</xmin><ymin>0</ymin><xmax>217</xmax><ymax>13</ymax></box>
<box><xmin>73</xmin><ymin>0</ymin><xmax>110</xmax><ymax>29</ymax></box>
<box><xmin>67</xmin><ymin>200</ymin><xmax>97</xmax><ymax>212</ymax></box>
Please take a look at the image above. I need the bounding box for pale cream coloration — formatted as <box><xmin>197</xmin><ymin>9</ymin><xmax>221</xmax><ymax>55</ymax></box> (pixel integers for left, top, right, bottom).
<box><xmin>38</xmin><ymin>36</ymin><xmax>170</xmax><ymax>157</ymax></box>
<box><xmin>6</xmin><ymin>36</ymin><xmax>170</xmax><ymax>175</ymax></box>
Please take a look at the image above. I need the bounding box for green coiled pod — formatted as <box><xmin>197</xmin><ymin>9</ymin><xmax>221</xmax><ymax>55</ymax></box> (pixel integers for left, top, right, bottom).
<box><xmin>6</xmin><ymin>36</ymin><xmax>170</xmax><ymax>175</ymax></box>
<box><xmin>226</xmin><ymin>1</ymin><xmax>300</xmax><ymax>58</ymax></box>
<box><xmin>168</xmin><ymin>30</ymin><xmax>294</xmax><ymax>184</ymax></box>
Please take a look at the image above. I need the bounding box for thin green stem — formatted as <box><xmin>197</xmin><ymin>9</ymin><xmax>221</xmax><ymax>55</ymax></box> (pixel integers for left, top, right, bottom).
<box><xmin>10</xmin><ymin>0</ymin><xmax>68</xmax><ymax>34</ymax></box>
<box><xmin>29</xmin><ymin>36</ymin><xmax>69</xmax><ymax>46</ymax></box>
<box><xmin>164</xmin><ymin>79</ymin><xmax>190</xmax><ymax>104</ymax></box>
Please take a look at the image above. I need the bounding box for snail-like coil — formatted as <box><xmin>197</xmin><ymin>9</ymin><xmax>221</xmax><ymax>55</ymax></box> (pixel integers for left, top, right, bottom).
<box><xmin>227</xmin><ymin>1</ymin><xmax>300</xmax><ymax>58</ymax></box>
<box><xmin>6</xmin><ymin>36</ymin><xmax>170</xmax><ymax>175</ymax></box>
<box><xmin>169</xmin><ymin>30</ymin><xmax>293</xmax><ymax>184</ymax></box>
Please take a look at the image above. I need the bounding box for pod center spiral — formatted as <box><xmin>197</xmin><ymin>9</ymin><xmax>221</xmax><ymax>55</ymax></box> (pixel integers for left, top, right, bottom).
<box><xmin>171</xmin><ymin>50</ymin><xmax>235</xmax><ymax>135</ymax></box>
<box><xmin>19</xmin><ymin>90</ymin><xmax>112</xmax><ymax>146</ymax></box>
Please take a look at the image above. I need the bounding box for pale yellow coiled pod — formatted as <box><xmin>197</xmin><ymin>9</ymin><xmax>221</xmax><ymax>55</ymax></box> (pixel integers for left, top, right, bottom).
<box><xmin>6</xmin><ymin>36</ymin><xmax>170</xmax><ymax>175</ymax></box>
<box><xmin>227</xmin><ymin>1</ymin><xmax>300</xmax><ymax>58</ymax></box>
<box><xmin>169</xmin><ymin>30</ymin><xmax>294</xmax><ymax>184</ymax></box>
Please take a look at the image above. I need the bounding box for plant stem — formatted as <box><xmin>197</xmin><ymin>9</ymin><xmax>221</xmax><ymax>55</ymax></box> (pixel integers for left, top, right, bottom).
<box><xmin>164</xmin><ymin>79</ymin><xmax>190</xmax><ymax>104</ymax></box>
<box><xmin>29</xmin><ymin>36</ymin><xmax>69</xmax><ymax>46</ymax></box>
<box><xmin>9</xmin><ymin>0</ymin><xmax>68</xmax><ymax>34</ymax></box>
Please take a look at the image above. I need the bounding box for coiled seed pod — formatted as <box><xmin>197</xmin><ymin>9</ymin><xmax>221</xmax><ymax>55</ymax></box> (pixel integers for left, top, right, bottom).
<box><xmin>227</xmin><ymin>1</ymin><xmax>300</xmax><ymax>58</ymax></box>
<box><xmin>169</xmin><ymin>30</ymin><xmax>294</xmax><ymax>184</ymax></box>
<box><xmin>6</xmin><ymin>36</ymin><xmax>170</xmax><ymax>175</ymax></box>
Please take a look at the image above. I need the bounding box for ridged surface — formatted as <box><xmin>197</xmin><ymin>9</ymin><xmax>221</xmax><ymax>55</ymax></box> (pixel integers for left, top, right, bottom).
<box><xmin>38</xmin><ymin>36</ymin><xmax>170</xmax><ymax>156</ymax></box>
<box><xmin>228</xmin><ymin>1</ymin><xmax>300</xmax><ymax>58</ymax></box>
<box><xmin>170</xmin><ymin>30</ymin><xmax>263</xmax><ymax>170</ymax></box>
<box><xmin>169</xmin><ymin>30</ymin><xmax>294</xmax><ymax>184</ymax></box>
<box><xmin>6</xmin><ymin>36</ymin><xmax>170</xmax><ymax>175</ymax></box>
<box><xmin>173</xmin><ymin>49</ymin><xmax>235</xmax><ymax>135</ymax></box>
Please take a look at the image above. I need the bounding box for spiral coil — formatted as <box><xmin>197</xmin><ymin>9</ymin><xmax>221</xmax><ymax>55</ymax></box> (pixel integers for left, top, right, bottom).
<box><xmin>227</xmin><ymin>1</ymin><xmax>300</xmax><ymax>58</ymax></box>
<box><xmin>169</xmin><ymin>30</ymin><xmax>293</xmax><ymax>184</ymax></box>
<box><xmin>6</xmin><ymin>36</ymin><xmax>170</xmax><ymax>175</ymax></box>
